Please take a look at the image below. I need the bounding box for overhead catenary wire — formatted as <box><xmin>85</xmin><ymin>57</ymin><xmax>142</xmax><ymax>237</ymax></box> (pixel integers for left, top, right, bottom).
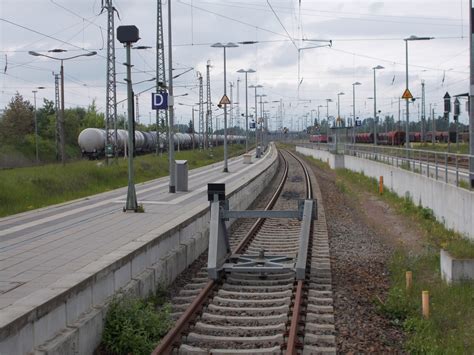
<box><xmin>266</xmin><ymin>0</ymin><xmax>298</xmax><ymax>50</ymax></box>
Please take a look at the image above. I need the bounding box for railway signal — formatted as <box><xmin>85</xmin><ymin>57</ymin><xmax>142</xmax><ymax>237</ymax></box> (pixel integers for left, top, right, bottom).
<box><xmin>117</xmin><ymin>25</ymin><xmax>140</xmax><ymax>212</ymax></box>
<box><xmin>444</xmin><ymin>92</ymin><xmax>451</xmax><ymax>119</ymax></box>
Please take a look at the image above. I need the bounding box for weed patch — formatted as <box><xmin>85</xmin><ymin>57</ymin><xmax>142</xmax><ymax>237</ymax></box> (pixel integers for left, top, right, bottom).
<box><xmin>101</xmin><ymin>294</ymin><xmax>172</xmax><ymax>355</ymax></box>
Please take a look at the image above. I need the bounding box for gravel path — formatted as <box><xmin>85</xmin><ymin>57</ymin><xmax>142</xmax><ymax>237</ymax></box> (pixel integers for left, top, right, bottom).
<box><xmin>306</xmin><ymin>159</ymin><xmax>405</xmax><ymax>353</ymax></box>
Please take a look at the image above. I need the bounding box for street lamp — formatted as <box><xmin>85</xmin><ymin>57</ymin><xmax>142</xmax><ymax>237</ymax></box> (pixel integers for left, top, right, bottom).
<box><xmin>256</xmin><ymin>94</ymin><xmax>267</xmax><ymax>149</ymax></box>
<box><xmin>211</xmin><ymin>42</ymin><xmax>239</xmax><ymax>172</ymax></box>
<box><xmin>372</xmin><ymin>65</ymin><xmax>384</xmax><ymax>145</ymax></box>
<box><xmin>32</xmin><ymin>86</ymin><xmax>45</xmax><ymax>163</ymax></box>
<box><xmin>404</xmin><ymin>35</ymin><xmax>434</xmax><ymax>150</ymax></box>
<box><xmin>317</xmin><ymin>105</ymin><xmax>323</xmax><ymax>128</ymax></box>
<box><xmin>29</xmin><ymin>49</ymin><xmax>97</xmax><ymax>165</ymax></box>
<box><xmin>325</xmin><ymin>99</ymin><xmax>332</xmax><ymax>135</ymax></box>
<box><xmin>352</xmin><ymin>82</ymin><xmax>361</xmax><ymax>144</ymax></box>
<box><xmin>337</xmin><ymin>92</ymin><xmax>345</xmax><ymax>124</ymax></box>
<box><xmin>249</xmin><ymin>84</ymin><xmax>263</xmax><ymax>157</ymax></box>
<box><xmin>237</xmin><ymin>69</ymin><xmax>256</xmax><ymax>152</ymax></box>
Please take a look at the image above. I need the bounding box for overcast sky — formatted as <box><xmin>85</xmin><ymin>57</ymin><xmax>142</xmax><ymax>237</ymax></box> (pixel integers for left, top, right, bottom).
<box><xmin>0</xmin><ymin>0</ymin><xmax>470</xmax><ymax>130</ymax></box>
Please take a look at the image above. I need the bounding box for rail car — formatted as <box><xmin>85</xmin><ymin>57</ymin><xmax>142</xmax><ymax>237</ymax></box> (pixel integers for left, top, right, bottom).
<box><xmin>78</xmin><ymin>128</ymin><xmax>245</xmax><ymax>159</ymax></box>
<box><xmin>309</xmin><ymin>134</ymin><xmax>328</xmax><ymax>143</ymax></box>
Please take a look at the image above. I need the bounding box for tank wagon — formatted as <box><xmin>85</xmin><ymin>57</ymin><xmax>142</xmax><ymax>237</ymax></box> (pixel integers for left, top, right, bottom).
<box><xmin>78</xmin><ymin>128</ymin><xmax>245</xmax><ymax>159</ymax></box>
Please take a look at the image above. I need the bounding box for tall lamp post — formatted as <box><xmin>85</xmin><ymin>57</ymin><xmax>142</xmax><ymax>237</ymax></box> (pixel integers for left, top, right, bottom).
<box><xmin>256</xmin><ymin>94</ymin><xmax>267</xmax><ymax>150</ymax></box>
<box><xmin>325</xmin><ymin>99</ymin><xmax>332</xmax><ymax>135</ymax></box>
<box><xmin>337</xmin><ymin>92</ymin><xmax>345</xmax><ymax>124</ymax></box>
<box><xmin>404</xmin><ymin>35</ymin><xmax>433</xmax><ymax>150</ymax></box>
<box><xmin>211</xmin><ymin>42</ymin><xmax>239</xmax><ymax>173</ymax></box>
<box><xmin>29</xmin><ymin>49</ymin><xmax>97</xmax><ymax>165</ymax></box>
<box><xmin>372</xmin><ymin>65</ymin><xmax>384</xmax><ymax>145</ymax></box>
<box><xmin>249</xmin><ymin>84</ymin><xmax>263</xmax><ymax>157</ymax></box>
<box><xmin>237</xmin><ymin>68</ymin><xmax>256</xmax><ymax>152</ymax></box>
<box><xmin>470</xmin><ymin>0</ymin><xmax>474</xmax><ymax>188</ymax></box>
<box><xmin>352</xmin><ymin>82</ymin><xmax>361</xmax><ymax>144</ymax></box>
<box><xmin>317</xmin><ymin>105</ymin><xmax>323</xmax><ymax>133</ymax></box>
<box><xmin>32</xmin><ymin>86</ymin><xmax>45</xmax><ymax>163</ymax></box>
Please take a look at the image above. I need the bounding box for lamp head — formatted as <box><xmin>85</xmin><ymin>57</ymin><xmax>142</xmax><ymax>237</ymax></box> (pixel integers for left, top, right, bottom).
<box><xmin>405</xmin><ymin>35</ymin><xmax>434</xmax><ymax>41</ymax></box>
<box><xmin>353</xmin><ymin>82</ymin><xmax>361</xmax><ymax>86</ymax></box>
<box><xmin>211</xmin><ymin>42</ymin><xmax>224</xmax><ymax>48</ymax></box>
<box><xmin>238</xmin><ymin>41</ymin><xmax>258</xmax><ymax>45</ymax></box>
<box><xmin>28</xmin><ymin>51</ymin><xmax>41</xmax><ymax>56</ymax></box>
<box><xmin>48</xmin><ymin>48</ymin><xmax>67</xmax><ymax>53</ymax></box>
<box><xmin>373</xmin><ymin>65</ymin><xmax>384</xmax><ymax>70</ymax></box>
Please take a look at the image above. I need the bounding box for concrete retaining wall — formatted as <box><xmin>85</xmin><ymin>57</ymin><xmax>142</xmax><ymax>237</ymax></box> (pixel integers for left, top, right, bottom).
<box><xmin>1</xmin><ymin>149</ymin><xmax>279</xmax><ymax>355</ymax></box>
<box><xmin>296</xmin><ymin>145</ymin><xmax>474</xmax><ymax>240</ymax></box>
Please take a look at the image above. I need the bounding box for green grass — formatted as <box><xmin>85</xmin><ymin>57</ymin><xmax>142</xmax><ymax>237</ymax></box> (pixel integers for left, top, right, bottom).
<box><xmin>378</xmin><ymin>251</ymin><xmax>474</xmax><ymax>353</ymax></box>
<box><xmin>412</xmin><ymin>142</ymin><xmax>469</xmax><ymax>155</ymax></box>
<box><xmin>0</xmin><ymin>144</ymin><xmax>247</xmax><ymax>217</ymax></box>
<box><xmin>101</xmin><ymin>290</ymin><xmax>172</xmax><ymax>355</ymax></box>
<box><xmin>327</xmin><ymin>167</ymin><xmax>474</xmax><ymax>353</ymax></box>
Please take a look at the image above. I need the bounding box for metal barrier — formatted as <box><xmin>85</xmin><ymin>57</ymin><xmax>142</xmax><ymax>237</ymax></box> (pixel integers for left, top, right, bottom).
<box><xmin>343</xmin><ymin>144</ymin><xmax>472</xmax><ymax>189</ymax></box>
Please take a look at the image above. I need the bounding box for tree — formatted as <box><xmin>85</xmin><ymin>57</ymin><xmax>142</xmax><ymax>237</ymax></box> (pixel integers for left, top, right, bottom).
<box><xmin>0</xmin><ymin>93</ymin><xmax>34</xmax><ymax>144</ymax></box>
<box><xmin>187</xmin><ymin>120</ymin><xmax>194</xmax><ymax>133</ymax></box>
<box><xmin>81</xmin><ymin>100</ymin><xmax>105</xmax><ymax>130</ymax></box>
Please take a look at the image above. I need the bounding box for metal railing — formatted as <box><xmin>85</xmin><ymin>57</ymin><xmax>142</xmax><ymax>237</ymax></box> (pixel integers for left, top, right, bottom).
<box><xmin>343</xmin><ymin>144</ymin><xmax>472</xmax><ymax>190</ymax></box>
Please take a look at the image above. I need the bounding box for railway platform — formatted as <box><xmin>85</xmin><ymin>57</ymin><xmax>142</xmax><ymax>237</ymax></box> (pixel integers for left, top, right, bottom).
<box><xmin>0</xmin><ymin>147</ymin><xmax>278</xmax><ymax>354</ymax></box>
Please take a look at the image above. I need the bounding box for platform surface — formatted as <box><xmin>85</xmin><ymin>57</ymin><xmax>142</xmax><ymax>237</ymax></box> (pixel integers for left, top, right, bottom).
<box><xmin>0</xmin><ymin>149</ymin><xmax>273</xmax><ymax>320</ymax></box>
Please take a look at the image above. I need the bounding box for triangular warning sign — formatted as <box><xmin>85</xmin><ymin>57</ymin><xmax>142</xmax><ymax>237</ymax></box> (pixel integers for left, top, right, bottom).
<box><xmin>219</xmin><ymin>94</ymin><xmax>231</xmax><ymax>105</ymax></box>
<box><xmin>402</xmin><ymin>88</ymin><xmax>413</xmax><ymax>100</ymax></box>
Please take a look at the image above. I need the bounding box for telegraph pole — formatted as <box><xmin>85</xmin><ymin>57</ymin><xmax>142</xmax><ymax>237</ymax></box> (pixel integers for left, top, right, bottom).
<box><xmin>102</xmin><ymin>0</ymin><xmax>118</xmax><ymax>163</ymax></box>
<box><xmin>198</xmin><ymin>72</ymin><xmax>204</xmax><ymax>149</ymax></box>
<box><xmin>421</xmin><ymin>81</ymin><xmax>426</xmax><ymax>141</ymax></box>
<box><xmin>167</xmin><ymin>0</ymin><xmax>176</xmax><ymax>193</ymax></box>
<box><xmin>206</xmin><ymin>61</ymin><xmax>212</xmax><ymax>149</ymax></box>
<box><xmin>229</xmin><ymin>82</ymin><xmax>234</xmax><ymax>130</ymax></box>
<box><xmin>236</xmin><ymin>78</ymin><xmax>241</xmax><ymax>130</ymax></box>
<box><xmin>156</xmin><ymin>0</ymin><xmax>167</xmax><ymax>156</ymax></box>
<box><xmin>53</xmin><ymin>73</ymin><xmax>60</xmax><ymax>161</ymax></box>
<box><xmin>135</xmin><ymin>94</ymin><xmax>139</xmax><ymax>123</ymax></box>
<box><xmin>470</xmin><ymin>0</ymin><xmax>474</xmax><ymax>188</ymax></box>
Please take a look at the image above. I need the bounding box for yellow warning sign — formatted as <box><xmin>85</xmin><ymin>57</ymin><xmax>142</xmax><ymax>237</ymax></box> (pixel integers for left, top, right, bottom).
<box><xmin>402</xmin><ymin>88</ymin><xmax>413</xmax><ymax>100</ymax></box>
<box><xmin>219</xmin><ymin>94</ymin><xmax>231</xmax><ymax>105</ymax></box>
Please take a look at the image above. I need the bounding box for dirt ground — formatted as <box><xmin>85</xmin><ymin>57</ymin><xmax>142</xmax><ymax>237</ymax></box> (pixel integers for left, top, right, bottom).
<box><xmin>305</xmin><ymin>156</ymin><xmax>425</xmax><ymax>353</ymax></box>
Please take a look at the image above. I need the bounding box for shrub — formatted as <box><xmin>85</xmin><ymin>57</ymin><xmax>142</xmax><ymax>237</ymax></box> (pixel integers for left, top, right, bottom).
<box><xmin>101</xmin><ymin>296</ymin><xmax>171</xmax><ymax>355</ymax></box>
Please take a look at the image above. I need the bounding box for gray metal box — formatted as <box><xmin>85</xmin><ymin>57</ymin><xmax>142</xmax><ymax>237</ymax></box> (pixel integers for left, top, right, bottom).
<box><xmin>175</xmin><ymin>160</ymin><xmax>188</xmax><ymax>192</ymax></box>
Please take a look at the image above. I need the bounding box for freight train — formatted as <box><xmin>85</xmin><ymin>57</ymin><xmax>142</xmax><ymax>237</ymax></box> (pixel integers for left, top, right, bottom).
<box><xmin>309</xmin><ymin>130</ymin><xmax>469</xmax><ymax>146</ymax></box>
<box><xmin>78</xmin><ymin>128</ymin><xmax>245</xmax><ymax>159</ymax></box>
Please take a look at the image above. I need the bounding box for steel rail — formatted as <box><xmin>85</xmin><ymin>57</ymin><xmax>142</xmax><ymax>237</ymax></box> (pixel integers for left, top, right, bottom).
<box><xmin>152</xmin><ymin>150</ymin><xmax>289</xmax><ymax>354</ymax></box>
<box><xmin>284</xmin><ymin>149</ymin><xmax>313</xmax><ymax>355</ymax></box>
<box><xmin>233</xmin><ymin>152</ymin><xmax>289</xmax><ymax>254</ymax></box>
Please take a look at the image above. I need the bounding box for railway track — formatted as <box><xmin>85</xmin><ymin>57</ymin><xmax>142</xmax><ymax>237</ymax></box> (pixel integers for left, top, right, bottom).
<box><xmin>153</xmin><ymin>149</ymin><xmax>335</xmax><ymax>354</ymax></box>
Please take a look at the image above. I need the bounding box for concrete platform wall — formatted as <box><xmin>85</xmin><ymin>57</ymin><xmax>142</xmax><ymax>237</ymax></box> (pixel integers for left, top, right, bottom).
<box><xmin>296</xmin><ymin>145</ymin><xmax>474</xmax><ymax>240</ymax></box>
<box><xmin>1</xmin><ymin>150</ymin><xmax>279</xmax><ymax>355</ymax></box>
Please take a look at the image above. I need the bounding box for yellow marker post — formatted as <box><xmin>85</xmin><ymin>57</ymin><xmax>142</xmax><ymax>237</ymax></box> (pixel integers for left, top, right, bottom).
<box><xmin>422</xmin><ymin>291</ymin><xmax>430</xmax><ymax>319</ymax></box>
<box><xmin>379</xmin><ymin>176</ymin><xmax>384</xmax><ymax>195</ymax></box>
<box><xmin>406</xmin><ymin>271</ymin><xmax>413</xmax><ymax>291</ymax></box>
